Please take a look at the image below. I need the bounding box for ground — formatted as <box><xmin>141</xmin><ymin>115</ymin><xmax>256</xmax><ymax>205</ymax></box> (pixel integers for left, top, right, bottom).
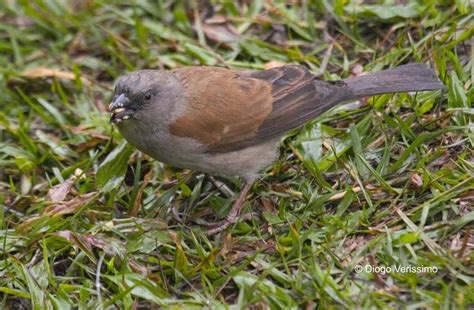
<box><xmin>0</xmin><ymin>1</ymin><xmax>473</xmax><ymax>308</ymax></box>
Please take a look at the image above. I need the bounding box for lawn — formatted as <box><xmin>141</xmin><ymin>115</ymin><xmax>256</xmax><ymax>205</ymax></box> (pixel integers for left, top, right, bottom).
<box><xmin>0</xmin><ymin>0</ymin><xmax>473</xmax><ymax>308</ymax></box>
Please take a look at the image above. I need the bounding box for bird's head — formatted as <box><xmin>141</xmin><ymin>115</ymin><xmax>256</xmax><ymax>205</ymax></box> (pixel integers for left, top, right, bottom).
<box><xmin>109</xmin><ymin>70</ymin><xmax>182</xmax><ymax>127</ymax></box>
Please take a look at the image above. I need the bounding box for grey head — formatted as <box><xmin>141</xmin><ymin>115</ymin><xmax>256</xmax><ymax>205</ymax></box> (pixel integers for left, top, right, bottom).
<box><xmin>109</xmin><ymin>69</ymin><xmax>184</xmax><ymax>131</ymax></box>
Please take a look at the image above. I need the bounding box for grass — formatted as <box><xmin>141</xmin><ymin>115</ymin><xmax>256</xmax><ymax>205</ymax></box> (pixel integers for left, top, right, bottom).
<box><xmin>0</xmin><ymin>0</ymin><xmax>473</xmax><ymax>308</ymax></box>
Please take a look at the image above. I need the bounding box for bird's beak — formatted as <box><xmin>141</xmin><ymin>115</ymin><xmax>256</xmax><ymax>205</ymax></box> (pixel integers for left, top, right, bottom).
<box><xmin>109</xmin><ymin>93</ymin><xmax>134</xmax><ymax>123</ymax></box>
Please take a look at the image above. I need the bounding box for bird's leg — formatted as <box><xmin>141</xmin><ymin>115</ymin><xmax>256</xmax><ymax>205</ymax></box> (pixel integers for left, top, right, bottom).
<box><xmin>205</xmin><ymin>182</ymin><xmax>253</xmax><ymax>235</ymax></box>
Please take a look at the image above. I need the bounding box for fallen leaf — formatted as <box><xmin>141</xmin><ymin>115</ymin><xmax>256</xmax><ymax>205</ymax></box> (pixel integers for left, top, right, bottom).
<box><xmin>53</xmin><ymin>230</ymin><xmax>125</xmax><ymax>258</ymax></box>
<box><xmin>20</xmin><ymin>67</ymin><xmax>91</xmax><ymax>86</ymax></box>
<box><xmin>260</xmin><ymin>197</ymin><xmax>277</xmax><ymax>214</ymax></box>
<box><xmin>44</xmin><ymin>192</ymin><xmax>97</xmax><ymax>216</ymax></box>
<box><xmin>264</xmin><ymin>60</ymin><xmax>286</xmax><ymax>69</ymax></box>
<box><xmin>202</xmin><ymin>23</ymin><xmax>239</xmax><ymax>43</ymax></box>
<box><xmin>75</xmin><ymin>137</ymin><xmax>108</xmax><ymax>153</ymax></box>
<box><xmin>200</xmin><ymin>16</ymin><xmax>239</xmax><ymax>46</ymax></box>
<box><xmin>410</xmin><ymin>173</ymin><xmax>423</xmax><ymax>188</ymax></box>
<box><xmin>21</xmin><ymin>174</ymin><xmax>32</xmax><ymax>195</ymax></box>
<box><xmin>351</xmin><ymin>64</ymin><xmax>364</xmax><ymax>77</ymax></box>
<box><xmin>46</xmin><ymin>176</ymin><xmax>76</xmax><ymax>202</ymax></box>
<box><xmin>329</xmin><ymin>187</ymin><xmax>361</xmax><ymax>201</ymax></box>
<box><xmin>129</xmin><ymin>259</ymin><xmax>149</xmax><ymax>276</ymax></box>
<box><xmin>46</xmin><ymin>169</ymin><xmax>85</xmax><ymax>202</ymax></box>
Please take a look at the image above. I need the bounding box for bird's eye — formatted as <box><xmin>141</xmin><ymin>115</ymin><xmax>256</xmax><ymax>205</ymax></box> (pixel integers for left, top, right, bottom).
<box><xmin>144</xmin><ymin>92</ymin><xmax>152</xmax><ymax>100</ymax></box>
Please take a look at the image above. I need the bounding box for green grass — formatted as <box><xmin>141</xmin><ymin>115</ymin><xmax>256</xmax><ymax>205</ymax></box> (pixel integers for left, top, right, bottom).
<box><xmin>0</xmin><ymin>0</ymin><xmax>473</xmax><ymax>308</ymax></box>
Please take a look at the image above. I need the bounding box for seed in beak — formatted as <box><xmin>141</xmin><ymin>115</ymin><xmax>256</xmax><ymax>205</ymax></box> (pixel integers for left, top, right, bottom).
<box><xmin>122</xmin><ymin>115</ymin><xmax>131</xmax><ymax>120</ymax></box>
<box><xmin>112</xmin><ymin>107</ymin><xmax>126</xmax><ymax>114</ymax></box>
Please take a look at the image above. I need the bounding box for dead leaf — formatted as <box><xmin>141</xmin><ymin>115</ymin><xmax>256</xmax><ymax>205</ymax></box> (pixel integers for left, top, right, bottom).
<box><xmin>202</xmin><ymin>23</ymin><xmax>239</xmax><ymax>43</ymax></box>
<box><xmin>53</xmin><ymin>230</ymin><xmax>124</xmax><ymax>258</ymax></box>
<box><xmin>260</xmin><ymin>197</ymin><xmax>276</xmax><ymax>214</ymax></box>
<box><xmin>20</xmin><ymin>67</ymin><xmax>91</xmax><ymax>86</ymax></box>
<box><xmin>410</xmin><ymin>173</ymin><xmax>423</xmax><ymax>188</ymax></box>
<box><xmin>75</xmin><ymin>137</ymin><xmax>108</xmax><ymax>153</ymax></box>
<box><xmin>264</xmin><ymin>60</ymin><xmax>286</xmax><ymax>69</ymax></box>
<box><xmin>46</xmin><ymin>169</ymin><xmax>85</xmax><ymax>202</ymax></box>
<box><xmin>44</xmin><ymin>191</ymin><xmax>97</xmax><ymax>216</ymax></box>
<box><xmin>329</xmin><ymin>186</ymin><xmax>361</xmax><ymax>201</ymax></box>
<box><xmin>129</xmin><ymin>259</ymin><xmax>149</xmax><ymax>276</ymax></box>
<box><xmin>200</xmin><ymin>16</ymin><xmax>239</xmax><ymax>46</ymax></box>
<box><xmin>46</xmin><ymin>176</ymin><xmax>76</xmax><ymax>202</ymax></box>
<box><xmin>351</xmin><ymin>64</ymin><xmax>364</xmax><ymax>77</ymax></box>
<box><xmin>21</xmin><ymin>174</ymin><xmax>32</xmax><ymax>195</ymax></box>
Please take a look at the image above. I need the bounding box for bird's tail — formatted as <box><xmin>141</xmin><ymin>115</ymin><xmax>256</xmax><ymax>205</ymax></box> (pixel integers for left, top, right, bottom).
<box><xmin>343</xmin><ymin>63</ymin><xmax>445</xmax><ymax>100</ymax></box>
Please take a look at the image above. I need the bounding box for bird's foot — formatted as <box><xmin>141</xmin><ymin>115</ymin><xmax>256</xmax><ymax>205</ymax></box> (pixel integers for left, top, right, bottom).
<box><xmin>202</xmin><ymin>182</ymin><xmax>253</xmax><ymax>235</ymax></box>
<box><xmin>204</xmin><ymin>212</ymin><xmax>253</xmax><ymax>236</ymax></box>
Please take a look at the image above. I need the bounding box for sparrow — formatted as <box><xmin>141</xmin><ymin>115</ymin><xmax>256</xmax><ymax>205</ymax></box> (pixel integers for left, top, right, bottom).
<box><xmin>108</xmin><ymin>63</ymin><xmax>444</xmax><ymax>234</ymax></box>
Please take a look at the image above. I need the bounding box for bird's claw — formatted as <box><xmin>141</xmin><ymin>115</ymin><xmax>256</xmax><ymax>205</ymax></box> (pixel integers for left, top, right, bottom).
<box><xmin>204</xmin><ymin>212</ymin><xmax>253</xmax><ymax>236</ymax></box>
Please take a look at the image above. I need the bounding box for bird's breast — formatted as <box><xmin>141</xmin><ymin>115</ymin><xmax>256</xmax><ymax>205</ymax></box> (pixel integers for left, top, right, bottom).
<box><xmin>117</xmin><ymin>122</ymin><xmax>279</xmax><ymax>181</ymax></box>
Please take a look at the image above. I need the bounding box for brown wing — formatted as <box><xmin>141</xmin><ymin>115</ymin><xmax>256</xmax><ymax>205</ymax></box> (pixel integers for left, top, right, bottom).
<box><xmin>247</xmin><ymin>66</ymin><xmax>352</xmax><ymax>146</ymax></box>
<box><xmin>169</xmin><ymin>65</ymin><xmax>350</xmax><ymax>153</ymax></box>
<box><xmin>169</xmin><ymin>66</ymin><xmax>273</xmax><ymax>150</ymax></box>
